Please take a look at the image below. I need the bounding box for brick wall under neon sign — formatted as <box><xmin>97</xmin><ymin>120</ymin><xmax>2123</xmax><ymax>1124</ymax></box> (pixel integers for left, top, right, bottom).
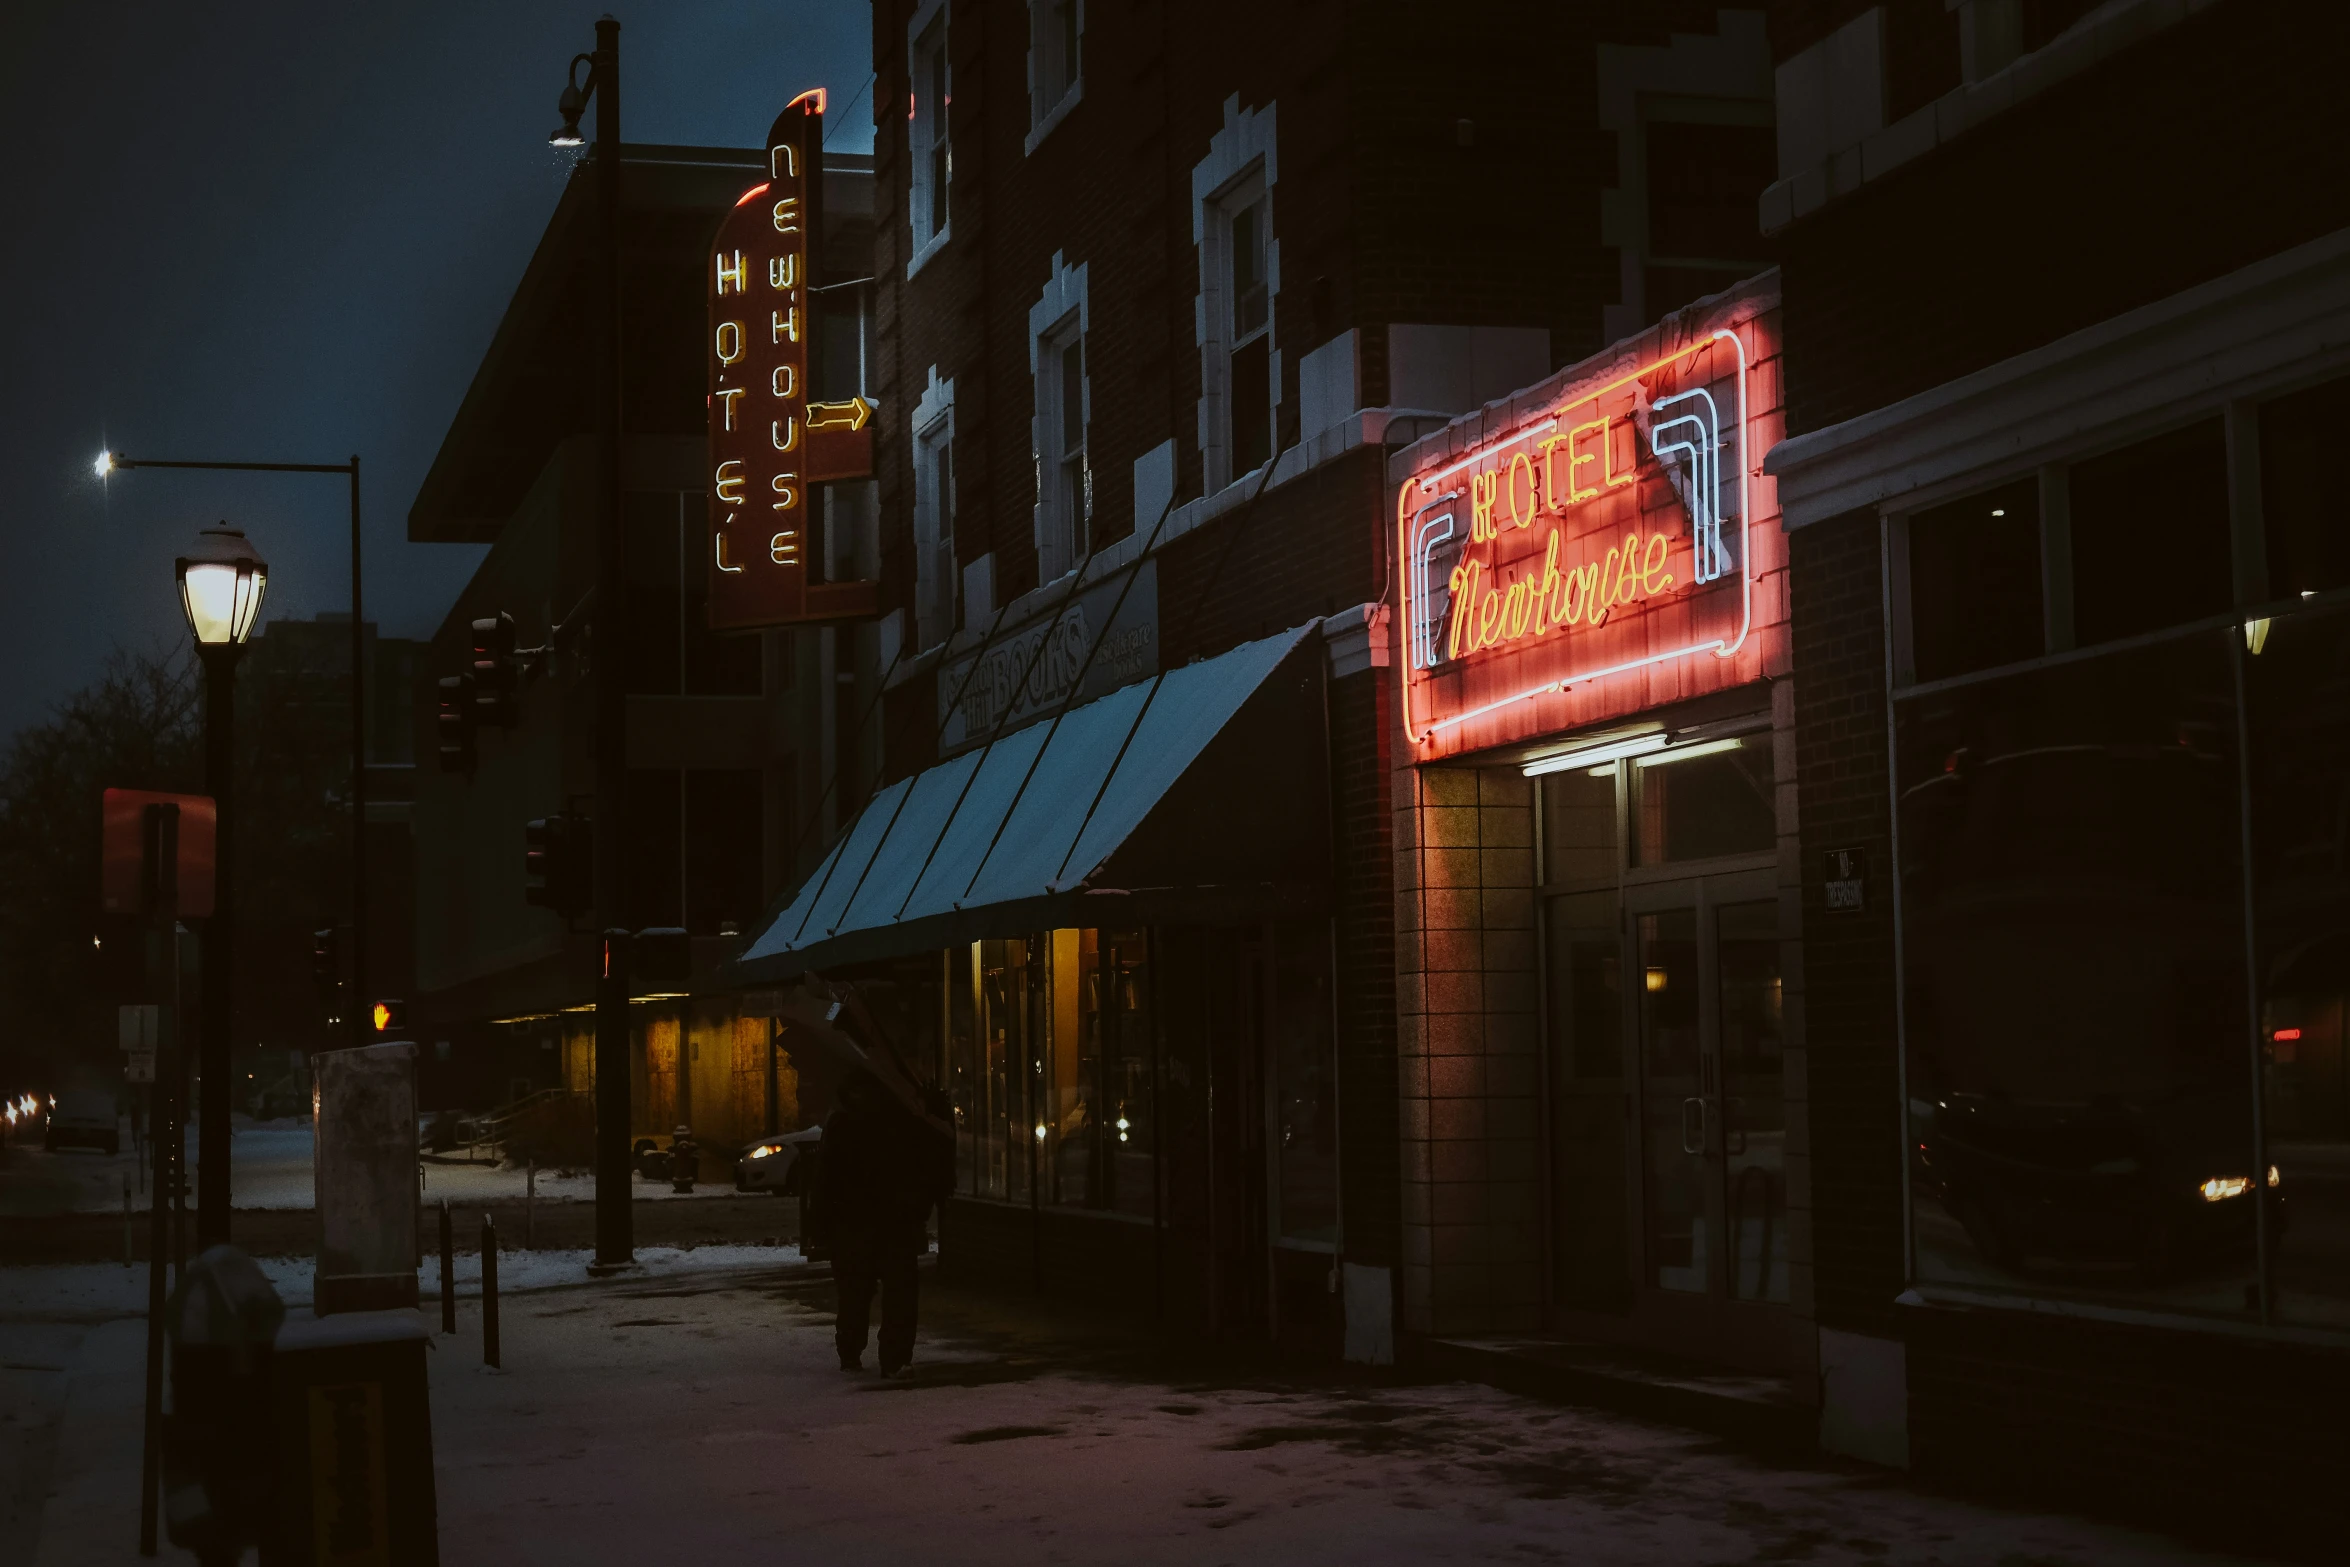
<box><xmin>1395</xmin><ymin>279</ymin><xmax>1789</xmax><ymax>759</ymax></box>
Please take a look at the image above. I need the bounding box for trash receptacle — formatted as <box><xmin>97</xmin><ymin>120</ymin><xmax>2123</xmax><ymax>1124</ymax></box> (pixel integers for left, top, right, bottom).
<box><xmin>165</xmin><ymin>1245</ymin><xmax>285</xmax><ymax>1564</ymax></box>
<box><xmin>270</xmin><ymin>1308</ymin><xmax>438</xmax><ymax>1565</ymax></box>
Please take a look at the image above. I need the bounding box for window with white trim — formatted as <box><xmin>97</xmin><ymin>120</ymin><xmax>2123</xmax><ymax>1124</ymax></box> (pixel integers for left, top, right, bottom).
<box><xmin>1219</xmin><ymin>172</ymin><xmax>1274</xmax><ymax>479</ymax></box>
<box><xmin>1191</xmin><ymin>98</ymin><xmax>1279</xmax><ymax>496</ymax></box>
<box><xmin>908</xmin><ymin>9</ymin><xmax>951</xmax><ymax>267</ymax></box>
<box><xmin>1037</xmin><ymin>320</ymin><xmax>1089</xmax><ymax>579</ymax></box>
<box><xmin>1027</xmin><ymin>0</ymin><xmax>1083</xmax><ymax>142</ymax></box>
<box><xmin>912</xmin><ymin>373</ymin><xmax>958</xmax><ymax>649</ymax></box>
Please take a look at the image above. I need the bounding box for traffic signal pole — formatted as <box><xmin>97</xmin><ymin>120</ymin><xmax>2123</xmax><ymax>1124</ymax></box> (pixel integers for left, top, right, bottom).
<box><xmin>589</xmin><ymin>14</ymin><xmax>632</xmax><ymax>1271</ymax></box>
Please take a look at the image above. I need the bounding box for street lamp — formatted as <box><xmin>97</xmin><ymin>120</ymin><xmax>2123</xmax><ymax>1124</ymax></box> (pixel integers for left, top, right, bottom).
<box><xmin>175</xmin><ymin>525</ymin><xmax>267</xmax><ymax>1249</ymax></box>
<box><xmin>547</xmin><ymin>14</ymin><xmax>633</xmax><ymax>1272</ymax></box>
<box><xmin>95</xmin><ymin>451</ymin><xmax>371</xmax><ymax>1050</ymax></box>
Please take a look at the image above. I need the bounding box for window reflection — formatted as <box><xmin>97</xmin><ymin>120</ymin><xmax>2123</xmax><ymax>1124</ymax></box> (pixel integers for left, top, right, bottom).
<box><xmin>1898</xmin><ymin>634</ymin><xmax>2259</xmax><ymax>1311</ymax></box>
<box><xmin>1633</xmin><ymin>734</ymin><xmax>1773</xmax><ymax>866</ymax></box>
<box><xmin>1718</xmin><ymin>900</ymin><xmax>1788</xmax><ymax>1302</ymax></box>
<box><xmin>2245</xmin><ymin>601</ymin><xmax>2350</xmax><ymax>1328</ymax></box>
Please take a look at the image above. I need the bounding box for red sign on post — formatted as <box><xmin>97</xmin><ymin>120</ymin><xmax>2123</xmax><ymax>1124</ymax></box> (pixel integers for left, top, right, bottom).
<box><xmin>100</xmin><ymin>788</ymin><xmax>217</xmax><ymax>918</ymax></box>
<box><xmin>707</xmin><ymin>89</ymin><xmax>879</xmax><ymax>631</ymax></box>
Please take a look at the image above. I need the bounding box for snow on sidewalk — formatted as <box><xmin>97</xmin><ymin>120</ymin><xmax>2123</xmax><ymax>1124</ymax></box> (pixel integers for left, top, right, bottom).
<box><xmin>0</xmin><ymin>1242</ymin><xmax>808</xmax><ymax>1321</ymax></box>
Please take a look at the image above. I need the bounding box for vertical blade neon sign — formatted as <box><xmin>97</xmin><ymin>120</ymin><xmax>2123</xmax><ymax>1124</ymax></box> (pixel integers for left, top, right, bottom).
<box><xmin>1398</xmin><ymin>327</ymin><xmax>1754</xmax><ymax>747</ymax></box>
<box><xmin>708</xmin><ymin>88</ymin><xmax>880</xmax><ymax>630</ymax></box>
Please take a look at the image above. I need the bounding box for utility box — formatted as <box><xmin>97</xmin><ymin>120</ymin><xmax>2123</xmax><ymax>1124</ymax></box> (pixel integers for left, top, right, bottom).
<box><xmin>270</xmin><ymin>1308</ymin><xmax>438</xmax><ymax>1565</ymax></box>
<box><xmin>312</xmin><ymin>1042</ymin><xmax>419</xmax><ymax>1314</ymax></box>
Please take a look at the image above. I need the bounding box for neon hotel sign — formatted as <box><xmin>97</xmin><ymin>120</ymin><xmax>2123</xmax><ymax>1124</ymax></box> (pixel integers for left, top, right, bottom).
<box><xmin>1398</xmin><ymin>327</ymin><xmax>1755</xmax><ymax>745</ymax></box>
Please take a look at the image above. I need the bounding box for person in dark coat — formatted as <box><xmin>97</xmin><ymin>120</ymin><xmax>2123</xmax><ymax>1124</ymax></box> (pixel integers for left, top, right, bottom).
<box><xmin>819</xmin><ymin>1068</ymin><xmax>952</xmax><ymax>1374</ymax></box>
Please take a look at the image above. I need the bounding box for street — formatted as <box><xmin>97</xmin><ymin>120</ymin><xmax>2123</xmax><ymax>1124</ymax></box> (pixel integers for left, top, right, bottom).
<box><xmin>1</xmin><ymin>1256</ymin><xmax>2279</xmax><ymax>1567</ymax></box>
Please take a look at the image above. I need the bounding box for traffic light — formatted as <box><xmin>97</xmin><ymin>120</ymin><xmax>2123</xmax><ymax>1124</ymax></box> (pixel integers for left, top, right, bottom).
<box><xmin>524</xmin><ymin>813</ymin><xmax>593</xmax><ymax>920</ymax></box>
<box><xmin>370</xmin><ymin>998</ymin><xmax>407</xmax><ymax>1035</ymax></box>
<box><xmin>471</xmin><ymin>612</ymin><xmax>519</xmax><ymax>728</ymax></box>
<box><xmin>436</xmin><ymin>673</ymin><xmax>476</xmax><ymax>773</ymax></box>
<box><xmin>312</xmin><ymin>926</ymin><xmax>340</xmax><ymax>994</ymax></box>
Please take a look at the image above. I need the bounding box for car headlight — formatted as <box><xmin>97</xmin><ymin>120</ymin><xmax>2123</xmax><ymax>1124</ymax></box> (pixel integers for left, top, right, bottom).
<box><xmin>2199</xmin><ymin>1175</ymin><xmax>2252</xmax><ymax>1203</ymax></box>
<box><xmin>746</xmin><ymin>1143</ymin><xmax>782</xmax><ymax>1160</ymax></box>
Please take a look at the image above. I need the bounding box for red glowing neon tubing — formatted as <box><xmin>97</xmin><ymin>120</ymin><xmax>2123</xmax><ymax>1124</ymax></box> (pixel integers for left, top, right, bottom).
<box><xmin>1399</xmin><ymin>326</ymin><xmax>1754</xmax><ymax>748</ymax></box>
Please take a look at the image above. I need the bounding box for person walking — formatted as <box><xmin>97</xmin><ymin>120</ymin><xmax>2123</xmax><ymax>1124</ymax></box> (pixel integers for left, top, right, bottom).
<box><xmin>818</xmin><ymin>1068</ymin><xmax>951</xmax><ymax>1375</ymax></box>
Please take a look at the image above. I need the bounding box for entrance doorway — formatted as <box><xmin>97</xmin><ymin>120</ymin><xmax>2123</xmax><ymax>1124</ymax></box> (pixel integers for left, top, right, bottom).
<box><xmin>1537</xmin><ymin>726</ymin><xmax>1803</xmax><ymax>1372</ymax></box>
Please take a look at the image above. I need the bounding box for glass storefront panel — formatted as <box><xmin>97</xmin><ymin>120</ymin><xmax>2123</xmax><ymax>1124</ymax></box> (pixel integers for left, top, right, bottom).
<box><xmin>1633</xmin><ymin>734</ymin><xmax>1773</xmax><ymax>866</ymax></box>
<box><xmin>978</xmin><ymin>937</ymin><xmax>1034</xmax><ymax>1203</ymax></box>
<box><xmin>1064</xmin><ymin>927</ymin><xmax>1156</xmax><ymax>1219</ymax></box>
<box><xmin>1897</xmin><ymin>632</ymin><xmax>2258</xmax><ymax>1316</ymax></box>
<box><xmin>1547</xmin><ymin>889</ymin><xmax>1628</xmax><ymax>1310</ymax></box>
<box><xmin>2243</xmin><ymin>599</ymin><xmax>2350</xmax><ymax>1329</ymax></box>
<box><xmin>1717</xmin><ymin>899</ymin><xmax>1788</xmax><ymax>1302</ymax></box>
<box><xmin>948</xmin><ymin>943</ymin><xmax>979</xmax><ymax>1196</ymax></box>
<box><xmin>1542</xmin><ymin>765</ymin><xmax>1618</xmax><ymax>884</ymax></box>
<box><xmin>1639</xmin><ymin>908</ymin><xmax>1707</xmax><ymax>1292</ymax></box>
<box><xmin>1275</xmin><ymin>922</ymin><xmax>1338</xmax><ymax>1244</ymax></box>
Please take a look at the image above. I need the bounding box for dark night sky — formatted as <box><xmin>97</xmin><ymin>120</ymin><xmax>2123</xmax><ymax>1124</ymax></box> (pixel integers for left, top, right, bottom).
<box><xmin>1</xmin><ymin>1</ymin><xmax>873</xmax><ymax>742</ymax></box>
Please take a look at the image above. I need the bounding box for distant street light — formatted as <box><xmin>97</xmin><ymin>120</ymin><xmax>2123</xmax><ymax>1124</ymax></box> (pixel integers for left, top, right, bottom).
<box><xmin>175</xmin><ymin>525</ymin><xmax>267</xmax><ymax>1249</ymax></box>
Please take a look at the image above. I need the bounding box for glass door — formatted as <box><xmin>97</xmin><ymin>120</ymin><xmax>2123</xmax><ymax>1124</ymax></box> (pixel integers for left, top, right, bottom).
<box><xmin>1629</xmin><ymin>870</ymin><xmax>1787</xmax><ymax>1305</ymax></box>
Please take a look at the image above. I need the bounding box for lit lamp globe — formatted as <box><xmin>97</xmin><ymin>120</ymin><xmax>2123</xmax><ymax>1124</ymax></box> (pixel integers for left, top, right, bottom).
<box><xmin>175</xmin><ymin>526</ymin><xmax>269</xmax><ymax>648</ymax></box>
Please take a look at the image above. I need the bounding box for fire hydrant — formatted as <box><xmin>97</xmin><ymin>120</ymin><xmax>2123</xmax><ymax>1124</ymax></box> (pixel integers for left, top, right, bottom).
<box><xmin>669</xmin><ymin>1124</ymin><xmax>698</xmax><ymax>1193</ymax></box>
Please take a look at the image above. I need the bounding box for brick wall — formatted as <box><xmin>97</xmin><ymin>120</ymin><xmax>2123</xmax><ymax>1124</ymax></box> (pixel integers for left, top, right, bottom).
<box><xmin>1331</xmin><ymin>665</ymin><xmax>1401</xmax><ymax>1271</ymax></box>
<box><xmin>1777</xmin><ymin>0</ymin><xmax>2350</xmax><ymax>438</ymax></box>
<box><xmin>1393</xmin><ymin>762</ymin><xmax>1545</xmax><ymax>1335</ymax></box>
<box><xmin>1786</xmin><ymin>508</ymin><xmax>1902</xmax><ymax>1335</ymax></box>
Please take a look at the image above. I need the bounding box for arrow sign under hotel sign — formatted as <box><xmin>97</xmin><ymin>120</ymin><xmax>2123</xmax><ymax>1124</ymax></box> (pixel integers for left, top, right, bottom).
<box><xmin>706</xmin><ymin>88</ymin><xmax>881</xmax><ymax>631</ymax></box>
<box><xmin>806</xmin><ymin>397</ymin><xmax>872</xmax><ymax>431</ymax></box>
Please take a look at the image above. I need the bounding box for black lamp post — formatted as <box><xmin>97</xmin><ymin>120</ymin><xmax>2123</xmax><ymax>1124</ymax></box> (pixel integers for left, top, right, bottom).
<box><xmin>552</xmin><ymin>14</ymin><xmax>632</xmax><ymax>1270</ymax></box>
<box><xmin>174</xmin><ymin>525</ymin><xmax>268</xmax><ymax>1249</ymax></box>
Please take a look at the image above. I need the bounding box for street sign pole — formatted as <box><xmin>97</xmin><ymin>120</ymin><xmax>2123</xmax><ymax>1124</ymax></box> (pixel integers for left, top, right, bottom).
<box><xmin>137</xmin><ymin>804</ymin><xmax>178</xmax><ymax>1558</ymax></box>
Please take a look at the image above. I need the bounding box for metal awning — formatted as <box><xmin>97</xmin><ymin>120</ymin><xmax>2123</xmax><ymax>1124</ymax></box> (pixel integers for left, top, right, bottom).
<box><xmin>730</xmin><ymin>623</ymin><xmax>1328</xmax><ymax>981</ymax></box>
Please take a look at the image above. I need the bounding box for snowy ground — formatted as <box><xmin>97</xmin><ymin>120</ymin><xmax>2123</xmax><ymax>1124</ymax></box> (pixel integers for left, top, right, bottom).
<box><xmin>2</xmin><ymin>1258</ymin><xmax>2278</xmax><ymax>1567</ymax></box>
<box><xmin>0</xmin><ymin>1116</ymin><xmax>760</xmax><ymax>1216</ymax></box>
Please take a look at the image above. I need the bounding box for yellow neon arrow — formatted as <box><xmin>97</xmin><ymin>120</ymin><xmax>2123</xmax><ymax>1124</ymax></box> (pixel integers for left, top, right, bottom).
<box><xmin>805</xmin><ymin>396</ymin><xmax>873</xmax><ymax>432</ymax></box>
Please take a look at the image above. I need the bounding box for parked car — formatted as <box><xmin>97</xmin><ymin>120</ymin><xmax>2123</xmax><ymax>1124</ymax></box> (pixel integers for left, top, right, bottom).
<box><xmin>735</xmin><ymin>1125</ymin><xmax>821</xmax><ymax>1195</ymax></box>
<box><xmin>45</xmin><ymin>1090</ymin><xmax>119</xmax><ymax>1155</ymax></box>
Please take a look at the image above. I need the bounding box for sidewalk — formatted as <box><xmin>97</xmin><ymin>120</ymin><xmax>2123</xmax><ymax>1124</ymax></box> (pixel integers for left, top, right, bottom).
<box><xmin>6</xmin><ymin>1258</ymin><xmax>2285</xmax><ymax>1567</ymax></box>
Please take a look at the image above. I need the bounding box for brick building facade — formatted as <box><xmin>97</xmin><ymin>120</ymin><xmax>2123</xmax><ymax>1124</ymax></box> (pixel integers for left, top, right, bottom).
<box><xmin>1765</xmin><ymin>0</ymin><xmax>2350</xmax><ymax>1546</ymax></box>
<box><xmin>728</xmin><ymin>1</ymin><xmax>1795</xmax><ymax>1355</ymax></box>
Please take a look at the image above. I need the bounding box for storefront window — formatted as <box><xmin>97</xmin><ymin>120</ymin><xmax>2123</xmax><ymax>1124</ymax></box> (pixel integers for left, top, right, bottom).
<box><xmin>1898</xmin><ymin>631</ymin><xmax>2258</xmax><ymax>1316</ymax></box>
<box><xmin>978</xmin><ymin>937</ymin><xmax>1036</xmax><ymax>1202</ymax></box>
<box><xmin>1541</xmin><ymin>766</ymin><xmax>1618</xmax><ymax>884</ymax></box>
<box><xmin>1547</xmin><ymin>888</ymin><xmax>1627</xmax><ymax>1309</ymax></box>
<box><xmin>948</xmin><ymin>943</ymin><xmax>979</xmax><ymax>1196</ymax></box>
<box><xmin>2068</xmin><ymin>420</ymin><xmax>2231</xmax><ymax>648</ymax></box>
<box><xmin>2243</xmin><ymin>599</ymin><xmax>2350</xmax><ymax>1329</ymax></box>
<box><xmin>1717</xmin><ymin>900</ymin><xmax>1787</xmax><ymax>1302</ymax></box>
<box><xmin>1275</xmin><ymin>922</ymin><xmax>1337</xmax><ymax>1244</ymax></box>
<box><xmin>1909</xmin><ymin>478</ymin><xmax>2043</xmax><ymax>684</ymax></box>
<box><xmin>1049</xmin><ymin>927</ymin><xmax>1156</xmax><ymax>1217</ymax></box>
<box><xmin>2260</xmin><ymin>374</ymin><xmax>2350</xmax><ymax>598</ymax></box>
<box><xmin>1638</xmin><ymin>909</ymin><xmax>1705</xmax><ymax>1291</ymax></box>
<box><xmin>1632</xmin><ymin>733</ymin><xmax>1773</xmax><ymax>865</ymax></box>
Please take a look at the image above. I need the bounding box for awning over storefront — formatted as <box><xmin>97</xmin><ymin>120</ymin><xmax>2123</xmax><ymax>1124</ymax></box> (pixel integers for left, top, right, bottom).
<box><xmin>731</xmin><ymin>623</ymin><xmax>1329</xmax><ymax>981</ymax></box>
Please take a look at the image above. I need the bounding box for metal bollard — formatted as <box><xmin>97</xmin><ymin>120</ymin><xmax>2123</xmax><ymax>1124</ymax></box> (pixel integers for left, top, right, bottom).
<box><xmin>439</xmin><ymin>1199</ymin><xmax>456</xmax><ymax>1335</ymax></box>
<box><xmin>481</xmin><ymin>1214</ymin><xmax>500</xmax><ymax>1369</ymax></box>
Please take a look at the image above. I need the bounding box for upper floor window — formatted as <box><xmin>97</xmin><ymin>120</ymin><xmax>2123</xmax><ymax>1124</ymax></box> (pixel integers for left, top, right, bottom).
<box><xmin>1642</xmin><ymin>114</ymin><xmax>1774</xmax><ymax>320</ymax></box>
<box><xmin>913</xmin><ymin>384</ymin><xmax>959</xmax><ymax>649</ymax></box>
<box><xmin>1038</xmin><ymin>321</ymin><xmax>1090</xmax><ymax>578</ymax></box>
<box><xmin>1027</xmin><ymin>0</ymin><xmax>1083</xmax><ymax>145</ymax></box>
<box><xmin>909</xmin><ymin>11</ymin><xmax>951</xmax><ymax>265</ymax></box>
<box><xmin>1217</xmin><ymin>171</ymin><xmax>1274</xmax><ymax>479</ymax></box>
